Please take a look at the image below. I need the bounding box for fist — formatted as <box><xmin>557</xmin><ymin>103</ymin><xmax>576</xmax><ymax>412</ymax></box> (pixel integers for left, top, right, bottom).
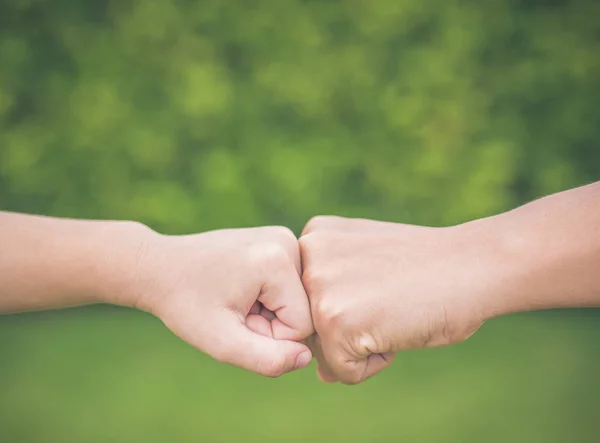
<box><xmin>132</xmin><ymin>226</ymin><xmax>314</xmax><ymax>378</ymax></box>
<box><xmin>300</xmin><ymin>216</ymin><xmax>490</xmax><ymax>384</ymax></box>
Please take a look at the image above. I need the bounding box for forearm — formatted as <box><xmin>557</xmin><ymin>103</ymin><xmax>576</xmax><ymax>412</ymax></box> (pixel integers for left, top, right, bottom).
<box><xmin>0</xmin><ymin>212</ymin><xmax>152</xmax><ymax>313</ymax></box>
<box><xmin>467</xmin><ymin>182</ymin><xmax>600</xmax><ymax>319</ymax></box>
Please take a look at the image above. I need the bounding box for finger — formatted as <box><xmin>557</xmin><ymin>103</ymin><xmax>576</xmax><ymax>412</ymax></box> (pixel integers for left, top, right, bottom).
<box><xmin>249</xmin><ymin>301</ymin><xmax>261</xmax><ymax>315</ymax></box>
<box><xmin>318</xmin><ymin>336</ymin><xmax>369</xmax><ymax>385</ymax></box>
<box><xmin>259</xmin><ymin>257</ymin><xmax>314</xmax><ymax>341</ymax></box>
<box><xmin>259</xmin><ymin>305</ymin><xmax>276</xmax><ymax>321</ymax></box>
<box><xmin>317</xmin><ymin>336</ymin><xmax>394</xmax><ymax>385</ymax></box>
<box><xmin>246</xmin><ymin>314</ymin><xmax>274</xmax><ymax>338</ymax></box>
<box><xmin>361</xmin><ymin>352</ymin><xmax>395</xmax><ymax>381</ymax></box>
<box><xmin>208</xmin><ymin>316</ymin><xmax>313</xmax><ymax>378</ymax></box>
<box><xmin>317</xmin><ymin>364</ymin><xmax>339</xmax><ymax>383</ymax></box>
<box><xmin>307</xmin><ymin>335</ymin><xmax>339</xmax><ymax>383</ymax></box>
<box><xmin>353</xmin><ymin>335</ymin><xmax>396</xmax><ymax>381</ymax></box>
<box><xmin>246</xmin><ymin>308</ymin><xmax>284</xmax><ymax>338</ymax></box>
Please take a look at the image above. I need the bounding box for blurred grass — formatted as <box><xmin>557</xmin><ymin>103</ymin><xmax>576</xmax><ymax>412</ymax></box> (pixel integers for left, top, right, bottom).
<box><xmin>1</xmin><ymin>307</ymin><xmax>600</xmax><ymax>442</ymax></box>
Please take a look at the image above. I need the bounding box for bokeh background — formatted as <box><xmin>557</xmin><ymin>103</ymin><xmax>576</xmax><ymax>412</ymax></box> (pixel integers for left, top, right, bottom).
<box><xmin>1</xmin><ymin>1</ymin><xmax>600</xmax><ymax>442</ymax></box>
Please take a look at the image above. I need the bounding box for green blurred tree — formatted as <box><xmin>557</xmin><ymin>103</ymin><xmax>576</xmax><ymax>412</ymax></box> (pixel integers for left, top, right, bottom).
<box><xmin>1</xmin><ymin>0</ymin><xmax>599</xmax><ymax>234</ymax></box>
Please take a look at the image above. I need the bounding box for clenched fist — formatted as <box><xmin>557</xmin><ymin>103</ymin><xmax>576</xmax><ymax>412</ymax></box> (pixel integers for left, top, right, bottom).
<box><xmin>0</xmin><ymin>213</ymin><xmax>314</xmax><ymax>378</ymax></box>
<box><xmin>300</xmin><ymin>216</ymin><xmax>493</xmax><ymax>384</ymax></box>
<box><xmin>132</xmin><ymin>226</ymin><xmax>315</xmax><ymax>377</ymax></box>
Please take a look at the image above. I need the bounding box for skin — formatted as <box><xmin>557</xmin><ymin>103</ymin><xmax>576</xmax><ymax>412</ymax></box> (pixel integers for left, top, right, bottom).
<box><xmin>2</xmin><ymin>182</ymin><xmax>598</xmax><ymax>383</ymax></box>
<box><xmin>0</xmin><ymin>213</ymin><xmax>314</xmax><ymax>377</ymax></box>
<box><xmin>300</xmin><ymin>182</ymin><xmax>600</xmax><ymax>384</ymax></box>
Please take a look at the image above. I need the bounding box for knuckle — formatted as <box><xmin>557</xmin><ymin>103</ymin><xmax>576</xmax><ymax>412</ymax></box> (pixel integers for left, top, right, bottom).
<box><xmin>297</xmin><ymin>233</ymin><xmax>313</xmax><ymax>257</ymax></box>
<box><xmin>298</xmin><ymin>230</ymin><xmax>333</xmax><ymax>259</ymax></box>
<box><xmin>298</xmin><ymin>231</ymin><xmax>331</xmax><ymax>258</ymax></box>
<box><xmin>271</xmin><ymin>225</ymin><xmax>297</xmax><ymax>241</ymax></box>
<box><xmin>313</xmin><ymin>297</ymin><xmax>346</xmax><ymax>328</ymax></box>
<box><xmin>313</xmin><ymin>300</ymin><xmax>368</xmax><ymax>345</ymax></box>
<box><xmin>255</xmin><ymin>241</ymin><xmax>289</xmax><ymax>269</ymax></box>
<box><xmin>268</xmin><ymin>225</ymin><xmax>298</xmax><ymax>249</ymax></box>
<box><xmin>303</xmin><ymin>216</ymin><xmax>331</xmax><ymax>235</ymax></box>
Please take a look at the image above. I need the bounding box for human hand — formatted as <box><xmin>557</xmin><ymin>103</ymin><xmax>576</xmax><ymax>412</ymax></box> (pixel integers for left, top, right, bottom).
<box><xmin>129</xmin><ymin>226</ymin><xmax>314</xmax><ymax>377</ymax></box>
<box><xmin>300</xmin><ymin>216</ymin><xmax>497</xmax><ymax>384</ymax></box>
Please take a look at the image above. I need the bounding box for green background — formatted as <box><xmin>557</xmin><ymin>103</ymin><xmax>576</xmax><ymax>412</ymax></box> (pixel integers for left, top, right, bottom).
<box><xmin>1</xmin><ymin>1</ymin><xmax>599</xmax><ymax>441</ymax></box>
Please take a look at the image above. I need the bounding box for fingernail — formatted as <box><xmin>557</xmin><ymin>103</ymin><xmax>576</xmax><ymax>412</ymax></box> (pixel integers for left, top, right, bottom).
<box><xmin>294</xmin><ymin>350</ymin><xmax>312</xmax><ymax>370</ymax></box>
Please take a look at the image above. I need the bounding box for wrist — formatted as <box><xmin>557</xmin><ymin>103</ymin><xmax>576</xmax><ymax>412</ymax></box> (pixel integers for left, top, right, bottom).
<box><xmin>452</xmin><ymin>214</ymin><xmax>541</xmax><ymax>321</ymax></box>
<box><xmin>85</xmin><ymin>220</ymin><xmax>159</xmax><ymax>309</ymax></box>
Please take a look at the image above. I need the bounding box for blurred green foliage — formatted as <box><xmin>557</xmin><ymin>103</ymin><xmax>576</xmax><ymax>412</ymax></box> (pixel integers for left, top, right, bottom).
<box><xmin>1</xmin><ymin>1</ymin><xmax>599</xmax><ymax>442</ymax></box>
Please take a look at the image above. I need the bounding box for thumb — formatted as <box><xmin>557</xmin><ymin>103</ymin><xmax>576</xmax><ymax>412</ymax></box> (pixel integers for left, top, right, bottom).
<box><xmin>207</xmin><ymin>316</ymin><xmax>313</xmax><ymax>378</ymax></box>
<box><xmin>317</xmin><ymin>334</ymin><xmax>394</xmax><ymax>385</ymax></box>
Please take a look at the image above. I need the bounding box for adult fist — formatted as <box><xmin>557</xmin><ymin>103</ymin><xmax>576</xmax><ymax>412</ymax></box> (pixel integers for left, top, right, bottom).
<box><xmin>300</xmin><ymin>216</ymin><xmax>495</xmax><ymax>384</ymax></box>
<box><xmin>131</xmin><ymin>226</ymin><xmax>314</xmax><ymax>378</ymax></box>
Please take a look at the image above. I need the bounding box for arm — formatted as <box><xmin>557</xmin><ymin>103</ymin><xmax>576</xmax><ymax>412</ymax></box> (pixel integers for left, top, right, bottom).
<box><xmin>299</xmin><ymin>182</ymin><xmax>600</xmax><ymax>384</ymax></box>
<box><xmin>0</xmin><ymin>212</ymin><xmax>314</xmax><ymax>377</ymax></box>
<box><xmin>471</xmin><ymin>181</ymin><xmax>600</xmax><ymax>316</ymax></box>
<box><xmin>0</xmin><ymin>212</ymin><xmax>148</xmax><ymax>313</ymax></box>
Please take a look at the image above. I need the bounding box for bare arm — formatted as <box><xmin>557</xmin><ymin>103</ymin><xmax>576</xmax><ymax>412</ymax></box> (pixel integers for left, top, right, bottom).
<box><xmin>0</xmin><ymin>212</ymin><xmax>314</xmax><ymax>377</ymax></box>
<box><xmin>300</xmin><ymin>182</ymin><xmax>600</xmax><ymax>384</ymax></box>
<box><xmin>474</xmin><ymin>181</ymin><xmax>600</xmax><ymax>317</ymax></box>
<box><xmin>0</xmin><ymin>212</ymin><xmax>146</xmax><ymax>312</ymax></box>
